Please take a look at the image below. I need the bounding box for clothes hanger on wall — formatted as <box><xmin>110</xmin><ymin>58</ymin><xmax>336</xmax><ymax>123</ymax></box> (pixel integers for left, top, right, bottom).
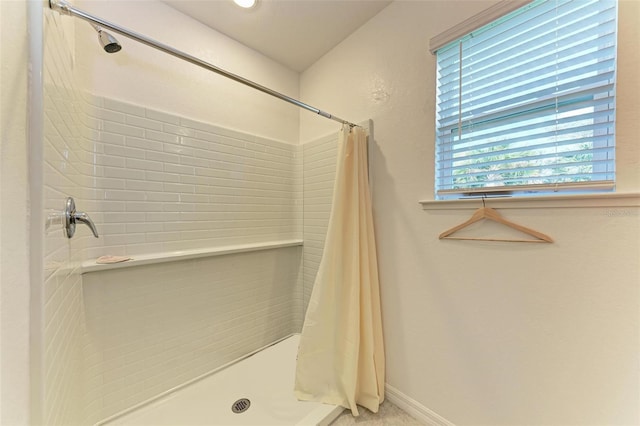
<box><xmin>438</xmin><ymin>197</ymin><xmax>553</xmax><ymax>243</ymax></box>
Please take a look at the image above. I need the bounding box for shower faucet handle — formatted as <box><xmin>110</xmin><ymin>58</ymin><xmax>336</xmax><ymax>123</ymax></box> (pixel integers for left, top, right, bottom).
<box><xmin>64</xmin><ymin>197</ymin><xmax>99</xmax><ymax>238</ymax></box>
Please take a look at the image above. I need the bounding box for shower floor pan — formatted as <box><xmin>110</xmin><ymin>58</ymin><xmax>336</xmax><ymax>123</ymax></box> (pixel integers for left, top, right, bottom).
<box><xmin>104</xmin><ymin>334</ymin><xmax>343</xmax><ymax>426</ymax></box>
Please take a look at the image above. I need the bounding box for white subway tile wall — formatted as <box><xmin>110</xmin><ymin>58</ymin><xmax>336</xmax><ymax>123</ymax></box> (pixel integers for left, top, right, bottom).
<box><xmin>42</xmin><ymin>10</ymin><xmax>87</xmax><ymax>426</ymax></box>
<box><xmin>83</xmin><ymin>248</ymin><xmax>302</xmax><ymax>421</ymax></box>
<box><xmin>77</xmin><ymin>98</ymin><xmax>308</xmax><ymax>423</ymax></box>
<box><xmin>41</xmin><ymin>82</ymin><xmax>335</xmax><ymax>425</ymax></box>
<box><xmin>81</xmin><ymin>95</ymin><xmax>302</xmax><ymax>258</ymax></box>
<box><xmin>42</xmin><ymin>11</ymin><xmax>335</xmax><ymax>425</ymax></box>
<box><xmin>302</xmin><ymin>134</ymin><xmax>338</xmax><ymax>316</ymax></box>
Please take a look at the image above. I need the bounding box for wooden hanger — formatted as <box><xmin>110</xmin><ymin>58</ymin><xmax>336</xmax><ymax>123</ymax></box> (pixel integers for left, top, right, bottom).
<box><xmin>439</xmin><ymin>199</ymin><xmax>553</xmax><ymax>243</ymax></box>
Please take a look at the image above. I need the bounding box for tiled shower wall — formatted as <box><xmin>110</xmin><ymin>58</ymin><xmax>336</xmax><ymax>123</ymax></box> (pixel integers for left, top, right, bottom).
<box><xmin>42</xmin><ymin>9</ymin><xmax>336</xmax><ymax>425</ymax></box>
<box><xmin>75</xmin><ymin>99</ymin><xmax>342</xmax><ymax>422</ymax></box>
<box><xmin>42</xmin><ymin>10</ymin><xmax>87</xmax><ymax>426</ymax></box>
<box><xmin>301</xmin><ymin>134</ymin><xmax>338</xmax><ymax>317</ymax></box>
<box><xmin>80</xmin><ymin>95</ymin><xmax>302</xmax><ymax>257</ymax></box>
<box><xmin>76</xmin><ymin>96</ymin><xmax>305</xmax><ymax>423</ymax></box>
<box><xmin>41</xmin><ymin>89</ymin><xmax>339</xmax><ymax>425</ymax></box>
<box><xmin>82</xmin><ymin>247</ymin><xmax>302</xmax><ymax>422</ymax></box>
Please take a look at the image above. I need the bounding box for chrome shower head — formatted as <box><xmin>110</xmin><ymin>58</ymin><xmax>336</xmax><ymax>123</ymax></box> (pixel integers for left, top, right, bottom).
<box><xmin>91</xmin><ymin>24</ymin><xmax>121</xmax><ymax>53</ymax></box>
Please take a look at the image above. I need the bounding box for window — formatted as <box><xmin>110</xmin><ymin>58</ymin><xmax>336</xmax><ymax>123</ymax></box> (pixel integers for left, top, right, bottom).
<box><xmin>433</xmin><ymin>0</ymin><xmax>617</xmax><ymax>199</ymax></box>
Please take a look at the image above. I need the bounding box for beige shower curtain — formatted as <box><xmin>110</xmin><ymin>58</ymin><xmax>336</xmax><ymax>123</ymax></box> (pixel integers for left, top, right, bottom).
<box><xmin>294</xmin><ymin>125</ymin><xmax>385</xmax><ymax>416</ymax></box>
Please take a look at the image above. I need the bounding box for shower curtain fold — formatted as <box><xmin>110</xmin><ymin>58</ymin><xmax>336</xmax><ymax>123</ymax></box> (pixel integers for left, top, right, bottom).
<box><xmin>294</xmin><ymin>125</ymin><xmax>385</xmax><ymax>416</ymax></box>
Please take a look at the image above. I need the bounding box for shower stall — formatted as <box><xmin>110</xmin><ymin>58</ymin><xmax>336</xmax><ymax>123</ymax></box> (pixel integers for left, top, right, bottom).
<box><xmin>29</xmin><ymin>0</ymin><xmax>365</xmax><ymax>424</ymax></box>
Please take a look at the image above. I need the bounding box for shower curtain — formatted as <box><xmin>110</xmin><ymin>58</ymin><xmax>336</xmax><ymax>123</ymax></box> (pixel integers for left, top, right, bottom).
<box><xmin>294</xmin><ymin>125</ymin><xmax>385</xmax><ymax>416</ymax></box>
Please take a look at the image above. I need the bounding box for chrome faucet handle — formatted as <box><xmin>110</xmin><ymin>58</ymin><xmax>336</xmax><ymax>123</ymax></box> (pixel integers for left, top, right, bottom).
<box><xmin>64</xmin><ymin>197</ymin><xmax>99</xmax><ymax>238</ymax></box>
<box><xmin>73</xmin><ymin>211</ymin><xmax>99</xmax><ymax>238</ymax></box>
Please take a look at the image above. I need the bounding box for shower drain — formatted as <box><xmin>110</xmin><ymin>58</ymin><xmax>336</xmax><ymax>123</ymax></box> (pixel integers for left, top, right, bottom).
<box><xmin>231</xmin><ymin>398</ymin><xmax>251</xmax><ymax>414</ymax></box>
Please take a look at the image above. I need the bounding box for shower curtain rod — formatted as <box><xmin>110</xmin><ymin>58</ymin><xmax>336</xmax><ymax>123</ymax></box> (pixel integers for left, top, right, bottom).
<box><xmin>48</xmin><ymin>0</ymin><xmax>359</xmax><ymax>128</ymax></box>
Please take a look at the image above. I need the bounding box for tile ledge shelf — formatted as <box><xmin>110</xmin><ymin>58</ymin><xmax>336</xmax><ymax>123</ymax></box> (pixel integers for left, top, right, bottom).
<box><xmin>420</xmin><ymin>192</ymin><xmax>640</xmax><ymax>210</ymax></box>
<box><xmin>81</xmin><ymin>239</ymin><xmax>303</xmax><ymax>274</ymax></box>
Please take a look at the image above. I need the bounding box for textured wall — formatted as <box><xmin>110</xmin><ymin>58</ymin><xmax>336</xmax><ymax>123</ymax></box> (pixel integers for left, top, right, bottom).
<box><xmin>300</xmin><ymin>0</ymin><xmax>640</xmax><ymax>424</ymax></box>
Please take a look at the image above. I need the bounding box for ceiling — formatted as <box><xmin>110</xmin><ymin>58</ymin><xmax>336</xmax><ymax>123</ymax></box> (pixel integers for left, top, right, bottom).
<box><xmin>164</xmin><ymin>0</ymin><xmax>392</xmax><ymax>72</ymax></box>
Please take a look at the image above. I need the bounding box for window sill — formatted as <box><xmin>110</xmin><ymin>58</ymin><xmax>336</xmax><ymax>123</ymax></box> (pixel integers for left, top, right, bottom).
<box><xmin>419</xmin><ymin>192</ymin><xmax>640</xmax><ymax>210</ymax></box>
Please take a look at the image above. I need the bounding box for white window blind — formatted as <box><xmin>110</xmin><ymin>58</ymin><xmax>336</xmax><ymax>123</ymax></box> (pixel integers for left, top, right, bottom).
<box><xmin>435</xmin><ymin>0</ymin><xmax>617</xmax><ymax>198</ymax></box>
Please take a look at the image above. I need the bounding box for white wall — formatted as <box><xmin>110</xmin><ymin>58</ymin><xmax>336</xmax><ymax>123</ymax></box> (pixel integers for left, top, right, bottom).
<box><xmin>0</xmin><ymin>1</ymin><xmax>31</xmax><ymax>424</ymax></box>
<box><xmin>300</xmin><ymin>1</ymin><xmax>640</xmax><ymax>424</ymax></box>
<box><xmin>75</xmin><ymin>0</ymin><xmax>300</xmax><ymax>144</ymax></box>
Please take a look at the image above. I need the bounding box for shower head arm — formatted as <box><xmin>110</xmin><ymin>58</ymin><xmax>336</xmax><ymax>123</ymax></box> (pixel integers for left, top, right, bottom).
<box><xmin>49</xmin><ymin>0</ymin><xmax>72</xmax><ymax>16</ymax></box>
<box><xmin>47</xmin><ymin>0</ymin><xmax>360</xmax><ymax>129</ymax></box>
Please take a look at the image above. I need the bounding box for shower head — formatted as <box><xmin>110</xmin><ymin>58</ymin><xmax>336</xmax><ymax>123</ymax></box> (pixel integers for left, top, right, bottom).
<box><xmin>91</xmin><ymin>24</ymin><xmax>121</xmax><ymax>53</ymax></box>
<box><xmin>50</xmin><ymin>0</ymin><xmax>120</xmax><ymax>53</ymax></box>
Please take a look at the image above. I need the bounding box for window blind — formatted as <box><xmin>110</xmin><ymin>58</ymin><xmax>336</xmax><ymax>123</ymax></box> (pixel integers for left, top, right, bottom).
<box><xmin>435</xmin><ymin>0</ymin><xmax>617</xmax><ymax>198</ymax></box>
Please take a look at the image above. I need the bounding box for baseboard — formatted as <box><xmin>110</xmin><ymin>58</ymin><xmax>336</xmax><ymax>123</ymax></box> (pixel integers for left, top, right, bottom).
<box><xmin>385</xmin><ymin>384</ymin><xmax>455</xmax><ymax>426</ymax></box>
